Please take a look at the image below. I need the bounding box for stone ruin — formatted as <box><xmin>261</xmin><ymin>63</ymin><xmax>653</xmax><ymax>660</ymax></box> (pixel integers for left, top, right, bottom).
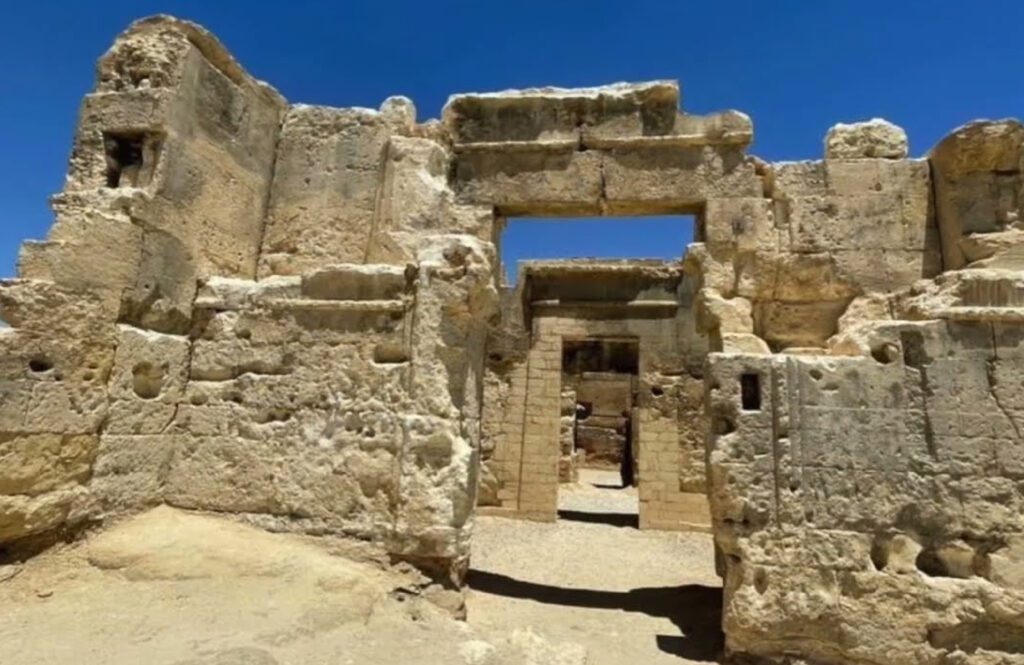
<box><xmin>2</xmin><ymin>14</ymin><xmax>1024</xmax><ymax>664</ymax></box>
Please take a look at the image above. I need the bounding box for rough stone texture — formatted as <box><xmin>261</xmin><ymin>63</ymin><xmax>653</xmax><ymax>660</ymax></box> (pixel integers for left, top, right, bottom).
<box><xmin>5</xmin><ymin>14</ymin><xmax>1024</xmax><ymax>664</ymax></box>
<box><xmin>930</xmin><ymin>119</ymin><xmax>1024</xmax><ymax>270</ymax></box>
<box><xmin>825</xmin><ymin>118</ymin><xmax>909</xmax><ymax>160</ymax></box>
<box><xmin>445</xmin><ymin>82</ymin><xmax>759</xmax><ymax>216</ymax></box>
<box><xmin>707</xmin><ymin>318</ymin><xmax>1024</xmax><ymax>664</ymax></box>
<box><xmin>1</xmin><ymin>16</ymin><xmax>497</xmax><ymax>585</ymax></box>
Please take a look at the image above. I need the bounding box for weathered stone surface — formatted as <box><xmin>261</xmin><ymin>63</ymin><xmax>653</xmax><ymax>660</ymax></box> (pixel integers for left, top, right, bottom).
<box><xmin>930</xmin><ymin>119</ymin><xmax>1024</xmax><ymax>270</ymax></box>
<box><xmin>4</xmin><ymin>15</ymin><xmax>1024</xmax><ymax>665</ymax></box>
<box><xmin>259</xmin><ymin>102</ymin><xmax>415</xmax><ymax>275</ymax></box>
<box><xmin>825</xmin><ymin>118</ymin><xmax>909</xmax><ymax>159</ymax></box>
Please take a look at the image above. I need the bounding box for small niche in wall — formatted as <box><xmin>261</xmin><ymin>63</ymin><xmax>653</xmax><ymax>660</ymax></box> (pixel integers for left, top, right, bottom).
<box><xmin>103</xmin><ymin>131</ymin><xmax>158</xmax><ymax>188</ymax></box>
<box><xmin>740</xmin><ymin>373</ymin><xmax>761</xmax><ymax>411</ymax></box>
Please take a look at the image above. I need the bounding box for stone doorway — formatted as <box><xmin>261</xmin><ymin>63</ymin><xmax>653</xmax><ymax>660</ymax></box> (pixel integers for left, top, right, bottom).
<box><xmin>477</xmin><ymin>260</ymin><xmax>710</xmax><ymax>531</ymax></box>
<box><xmin>560</xmin><ymin>337</ymin><xmax>639</xmax><ymax>496</ymax></box>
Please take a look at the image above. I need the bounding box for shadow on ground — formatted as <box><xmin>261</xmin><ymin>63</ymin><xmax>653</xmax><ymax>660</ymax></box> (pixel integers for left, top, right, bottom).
<box><xmin>467</xmin><ymin>569</ymin><xmax>723</xmax><ymax>662</ymax></box>
<box><xmin>590</xmin><ymin>482</ymin><xmax>627</xmax><ymax>490</ymax></box>
<box><xmin>557</xmin><ymin>509</ymin><xmax>639</xmax><ymax>528</ymax></box>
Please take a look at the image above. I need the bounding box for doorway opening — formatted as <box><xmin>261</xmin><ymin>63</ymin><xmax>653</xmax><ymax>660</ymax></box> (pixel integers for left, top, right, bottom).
<box><xmin>559</xmin><ymin>337</ymin><xmax>640</xmax><ymax>528</ymax></box>
<box><xmin>469</xmin><ymin>210</ymin><xmax>722</xmax><ymax>662</ymax></box>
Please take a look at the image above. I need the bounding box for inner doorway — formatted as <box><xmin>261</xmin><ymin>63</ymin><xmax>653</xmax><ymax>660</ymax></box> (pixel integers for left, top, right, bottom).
<box><xmin>558</xmin><ymin>337</ymin><xmax>640</xmax><ymax>527</ymax></box>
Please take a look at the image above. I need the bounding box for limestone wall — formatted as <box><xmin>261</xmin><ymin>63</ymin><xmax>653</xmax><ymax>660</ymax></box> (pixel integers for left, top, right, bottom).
<box><xmin>2</xmin><ymin>14</ymin><xmax>1024</xmax><ymax>662</ymax></box>
<box><xmin>0</xmin><ymin>16</ymin><xmax>496</xmax><ymax>584</ymax></box>
<box><xmin>703</xmin><ymin>126</ymin><xmax>1024</xmax><ymax>662</ymax></box>
<box><xmin>692</xmin><ymin>123</ymin><xmax>941</xmax><ymax>353</ymax></box>
<box><xmin>1</xmin><ymin>16</ymin><xmax>287</xmax><ymax>554</ymax></box>
<box><xmin>707</xmin><ymin>318</ymin><xmax>1024</xmax><ymax>664</ymax></box>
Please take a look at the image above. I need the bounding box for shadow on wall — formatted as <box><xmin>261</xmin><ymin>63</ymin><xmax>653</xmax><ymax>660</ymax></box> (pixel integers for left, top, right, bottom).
<box><xmin>467</xmin><ymin>570</ymin><xmax>723</xmax><ymax>662</ymax></box>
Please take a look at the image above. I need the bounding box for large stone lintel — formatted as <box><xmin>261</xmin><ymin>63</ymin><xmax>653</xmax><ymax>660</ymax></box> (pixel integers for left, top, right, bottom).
<box><xmin>444</xmin><ymin>81</ymin><xmax>752</xmax><ymax>151</ymax></box>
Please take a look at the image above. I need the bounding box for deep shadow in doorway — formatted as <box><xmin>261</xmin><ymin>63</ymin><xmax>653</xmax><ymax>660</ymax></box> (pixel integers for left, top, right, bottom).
<box><xmin>467</xmin><ymin>569</ymin><xmax>723</xmax><ymax>662</ymax></box>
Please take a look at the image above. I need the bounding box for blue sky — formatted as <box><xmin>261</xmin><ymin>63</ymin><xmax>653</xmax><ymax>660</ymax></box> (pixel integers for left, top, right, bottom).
<box><xmin>1</xmin><ymin>1</ymin><xmax>1022</xmax><ymax>279</ymax></box>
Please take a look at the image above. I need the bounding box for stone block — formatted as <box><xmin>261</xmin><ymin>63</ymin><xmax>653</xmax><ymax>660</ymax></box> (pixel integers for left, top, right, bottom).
<box><xmin>91</xmin><ymin>434</ymin><xmax>177</xmax><ymax>511</ymax></box>
<box><xmin>258</xmin><ymin>104</ymin><xmax>401</xmax><ymax>275</ymax></box>
<box><xmin>603</xmin><ymin>145</ymin><xmax>761</xmax><ymax>212</ymax></box>
<box><xmin>453</xmin><ymin>148</ymin><xmax>602</xmax><ymax>215</ymax></box>
<box><xmin>824</xmin><ymin>118</ymin><xmax>908</xmax><ymax>160</ymax></box>
<box><xmin>106</xmin><ymin>326</ymin><xmax>191</xmax><ymax>434</ymax></box>
<box><xmin>0</xmin><ymin>433</ymin><xmax>97</xmax><ymax>497</ymax></box>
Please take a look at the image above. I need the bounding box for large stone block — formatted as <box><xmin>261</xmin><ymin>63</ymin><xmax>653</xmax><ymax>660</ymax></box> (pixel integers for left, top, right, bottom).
<box><xmin>603</xmin><ymin>145</ymin><xmax>761</xmax><ymax>212</ymax></box>
<box><xmin>259</xmin><ymin>101</ymin><xmax>416</xmax><ymax>275</ymax></box>
<box><xmin>444</xmin><ymin>81</ymin><xmax>680</xmax><ymax>146</ymax></box>
<box><xmin>453</xmin><ymin>147</ymin><xmax>602</xmax><ymax>215</ymax></box>
<box><xmin>90</xmin><ymin>434</ymin><xmax>176</xmax><ymax>511</ymax></box>
<box><xmin>106</xmin><ymin>326</ymin><xmax>191</xmax><ymax>434</ymax></box>
<box><xmin>0</xmin><ymin>433</ymin><xmax>97</xmax><ymax>497</ymax></box>
<box><xmin>930</xmin><ymin>119</ymin><xmax>1024</xmax><ymax>269</ymax></box>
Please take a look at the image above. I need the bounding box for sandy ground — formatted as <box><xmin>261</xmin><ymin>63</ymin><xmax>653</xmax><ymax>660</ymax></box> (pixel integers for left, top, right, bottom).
<box><xmin>468</xmin><ymin>468</ymin><xmax>723</xmax><ymax>665</ymax></box>
<box><xmin>0</xmin><ymin>468</ymin><xmax>721</xmax><ymax>664</ymax></box>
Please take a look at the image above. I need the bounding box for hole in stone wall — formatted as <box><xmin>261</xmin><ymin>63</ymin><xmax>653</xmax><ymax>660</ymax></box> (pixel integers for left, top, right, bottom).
<box><xmin>373</xmin><ymin>343</ymin><xmax>410</xmax><ymax>364</ymax></box>
<box><xmin>651</xmin><ymin>385</ymin><xmax>664</xmax><ymax>397</ymax></box>
<box><xmin>104</xmin><ymin>132</ymin><xmax>148</xmax><ymax>188</ymax></box>
<box><xmin>28</xmin><ymin>357</ymin><xmax>53</xmax><ymax>373</ymax></box>
<box><xmin>132</xmin><ymin>362</ymin><xmax>164</xmax><ymax>399</ymax></box>
<box><xmin>500</xmin><ymin>216</ymin><xmax>695</xmax><ymax>285</ymax></box>
<box><xmin>740</xmin><ymin>373</ymin><xmax>761</xmax><ymax>411</ymax></box>
<box><xmin>870</xmin><ymin>538</ymin><xmax>889</xmax><ymax>571</ymax></box>
<box><xmin>871</xmin><ymin>342</ymin><xmax>900</xmax><ymax>365</ymax></box>
<box><xmin>900</xmin><ymin>329</ymin><xmax>930</xmax><ymax>369</ymax></box>
<box><xmin>916</xmin><ymin>548</ymin><xmax>955</xmax><ymax>577</ymax></box>
<box><xmin>753</xmin><ymin>567</ymin><xmax>768</xmax><ymax>594</ymax></box>
<box><xmin>712</xmin><ymin>415</ymin><xmax>737</xmax><ymax>435</ymax></box>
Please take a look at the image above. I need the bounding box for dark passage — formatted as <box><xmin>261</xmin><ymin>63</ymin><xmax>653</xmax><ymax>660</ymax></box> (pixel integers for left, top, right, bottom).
<box><xmin>467</xmin><ymin>569</ymin><xmax>724</xmax><ymax>662</ymax></box>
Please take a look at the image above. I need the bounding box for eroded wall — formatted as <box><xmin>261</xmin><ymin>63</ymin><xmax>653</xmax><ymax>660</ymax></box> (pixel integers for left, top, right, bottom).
<box><xmin>708</xmin><ymin>317</ymin><xmax>1024</xmax><ymax>664</ymax></box>
<box><xmin>0</xmin><ymin>16</ymin><xmax>496</xmax><ymax>584</ymax></box>
<box><xmin>2</xmin><ymin>14</ymin><xmax>1024</xmax><ymax>662</ymax></box>
<box><xmin>703</xmin><ymin>125</ymin><xmax>1024</xmax><ymax>663</ymax></box>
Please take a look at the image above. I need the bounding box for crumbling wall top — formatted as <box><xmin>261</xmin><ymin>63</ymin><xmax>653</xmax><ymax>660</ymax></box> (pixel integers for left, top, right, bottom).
<box><xmin>98</xmin><ymin>14</ymin><xmax>286</xmax><ymax>107</ymax></box>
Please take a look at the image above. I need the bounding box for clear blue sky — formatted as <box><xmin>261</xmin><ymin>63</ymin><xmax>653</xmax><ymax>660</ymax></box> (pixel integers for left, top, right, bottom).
<box><xmin>1</xmin><ymin>1</ymin><xmax>1022</xmax><ymax>279</ymax></box>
